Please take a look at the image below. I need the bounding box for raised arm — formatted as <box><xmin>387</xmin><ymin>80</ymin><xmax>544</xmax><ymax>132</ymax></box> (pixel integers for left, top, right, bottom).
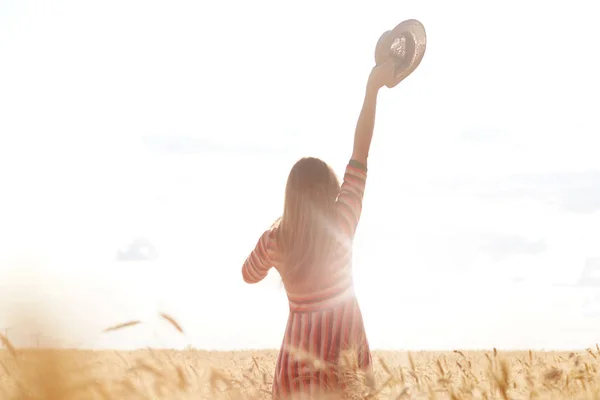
<box><xmin>336</xmin><ymin>62</ymin><xmax>393</xmax><ymax>237</ymax></box>
<box><xmin>351</xmin><ymin>61</ymin><xmax>394</xmax><ymax>167</ymax></box>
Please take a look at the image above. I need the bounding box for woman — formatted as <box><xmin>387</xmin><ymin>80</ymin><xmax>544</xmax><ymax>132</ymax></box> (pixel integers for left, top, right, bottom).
<box><xmin>242</xmin><ymin>60</ymin><xmax>394</xmax><ymax>399</ymax></box>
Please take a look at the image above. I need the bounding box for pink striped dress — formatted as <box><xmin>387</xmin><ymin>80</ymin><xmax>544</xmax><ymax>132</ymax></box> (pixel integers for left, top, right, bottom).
<box><xmin>242</xmin><ymin>160</ymin><xmax>372</xmax><ymax>399</ymax></box>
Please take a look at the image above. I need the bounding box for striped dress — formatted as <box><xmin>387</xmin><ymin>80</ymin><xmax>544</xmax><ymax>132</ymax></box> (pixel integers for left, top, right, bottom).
<box><xmin>242</xmin><ymin>160</ymin><xmax>372</xmax><ymax>400</ymax></box>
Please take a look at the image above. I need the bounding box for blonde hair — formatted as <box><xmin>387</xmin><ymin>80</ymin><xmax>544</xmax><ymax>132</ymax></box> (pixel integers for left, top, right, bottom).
<box><xmin>275</xmin><ymin>157</ymin><xmax>341</xmax><ymax>286</ymax></box>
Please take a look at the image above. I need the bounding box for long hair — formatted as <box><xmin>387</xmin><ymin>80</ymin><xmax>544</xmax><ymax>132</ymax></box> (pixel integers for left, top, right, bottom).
<box><xmin>275</xmin><ymin>157</ymin><xmax>341</xmax><ymax>286</ymax></box>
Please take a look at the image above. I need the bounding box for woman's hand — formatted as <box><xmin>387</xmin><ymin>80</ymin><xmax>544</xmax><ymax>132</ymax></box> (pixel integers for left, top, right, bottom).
<box><xmin>367</xmin><ymin>61</ymin><xmax>395</xmax><ymax>92</ymax></box>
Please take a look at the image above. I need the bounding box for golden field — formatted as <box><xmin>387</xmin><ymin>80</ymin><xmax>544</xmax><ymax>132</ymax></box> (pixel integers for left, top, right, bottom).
<box><xmin>1</xmin><ymin>340</ymin><xmax>600</xmax><ymax>399</ymax></box>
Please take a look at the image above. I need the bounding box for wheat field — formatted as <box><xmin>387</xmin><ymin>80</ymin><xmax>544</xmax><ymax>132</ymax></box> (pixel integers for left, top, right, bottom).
<box><xmin>2</xmin><ymin>317</ymin><xmax>600</xmax><ymax>400</ymax></box>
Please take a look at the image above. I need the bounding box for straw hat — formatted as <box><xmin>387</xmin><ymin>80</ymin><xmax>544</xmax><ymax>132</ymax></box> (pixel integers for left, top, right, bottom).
<box><xmin>375</xmin><ymin>19</ymin><xmax>427</xmax><ymax>88</ymax></box>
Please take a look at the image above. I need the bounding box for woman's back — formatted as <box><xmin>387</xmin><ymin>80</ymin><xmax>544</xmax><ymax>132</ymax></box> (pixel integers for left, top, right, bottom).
<box><xmin>242</xmin><ymin>161</ymin><xmax>372</xmax><ymax>399</ymax></box>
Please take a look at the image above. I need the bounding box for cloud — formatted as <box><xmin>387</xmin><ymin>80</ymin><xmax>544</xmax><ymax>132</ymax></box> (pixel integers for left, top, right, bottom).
<box><xmin>116</xmin><ymin>238</ymin><xmax>158</xmax><ymax>261</ymax></box>
<box><xmin>460</xmin><ymin>127</ymin><xmax>506</xmax><ymax>143</ymax></box>
<box><xmin>140</xmin><ymin>134</ymin><xmax>291</xmax><ymax>156</ymax></box>
<box><xmin>432</xmin><ymin>170</ymin><xmax>600</xmax><ymax>214</ymax></box>
<box><xmin>479</xmin><ymin>235</ymin><xmax>546</xmax><ymax>261</ymax></box>
<box><xmin>502</xmin><ymin>171</ymin><xmax>600</xmax><ymax>214</ymax></box>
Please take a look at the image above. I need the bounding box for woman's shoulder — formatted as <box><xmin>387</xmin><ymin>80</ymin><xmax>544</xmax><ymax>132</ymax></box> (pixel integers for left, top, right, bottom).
<box><xmin>262</xmin><ymin>224</ymin><xmax>279</xmax><ymax>254</ymax></box>
<box><xmin>266</xmin><ymin>218</ymin><xmax>281</xmax><ymax>240</ymax></box>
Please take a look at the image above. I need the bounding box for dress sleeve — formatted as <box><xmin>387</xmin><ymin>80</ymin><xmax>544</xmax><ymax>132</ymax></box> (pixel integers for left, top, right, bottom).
<box><xmin>242</xmin><ymin>228</ymin><xmax>276</xmax><ymax>284</ymax></box>
<box><xmin>336</xmin><ymin>159</ymin><xmax>368</xmax><ymax>238</ymax></box>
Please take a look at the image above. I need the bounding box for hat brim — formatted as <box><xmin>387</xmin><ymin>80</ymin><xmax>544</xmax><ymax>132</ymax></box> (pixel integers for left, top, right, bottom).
<box><xmin>375</xmin><ymin>19</ymin><xmax>427</xmax><ymax>88</ymax></box>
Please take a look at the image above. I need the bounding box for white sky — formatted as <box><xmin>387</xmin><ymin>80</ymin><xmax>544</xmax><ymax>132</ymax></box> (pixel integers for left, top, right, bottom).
<box><xmin>1</xmin><ymin>0</ymin><xmax>600</xmax><ymax>351</ymax></box>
